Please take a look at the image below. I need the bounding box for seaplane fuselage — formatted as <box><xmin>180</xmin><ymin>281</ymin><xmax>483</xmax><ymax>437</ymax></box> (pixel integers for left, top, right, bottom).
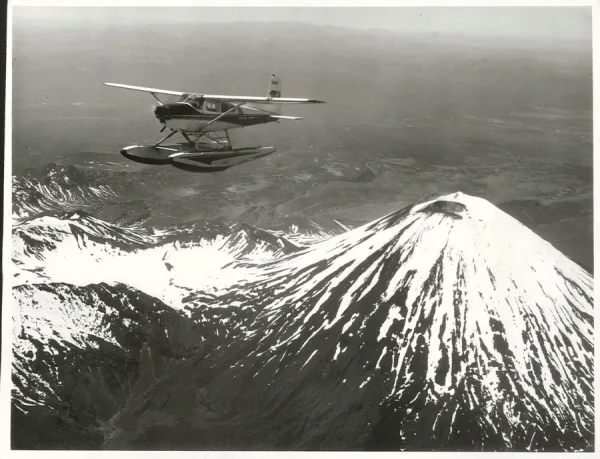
<box><xmin>153</xmin><ymin>99</ymin><xmax>278</xmax><ymax>133</ymax></box>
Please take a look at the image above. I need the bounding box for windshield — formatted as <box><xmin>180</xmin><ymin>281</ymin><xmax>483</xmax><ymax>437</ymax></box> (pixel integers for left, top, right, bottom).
<box><xmin>184</xmin><ymin>96</ymin><xmax>204</xmax><ymax>110</ymax></box>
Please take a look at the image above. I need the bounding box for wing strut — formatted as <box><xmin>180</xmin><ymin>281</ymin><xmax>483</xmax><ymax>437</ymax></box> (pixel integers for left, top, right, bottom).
<box><xmin>151</xmin><ymin>93</ymin><xmax>163</xmax><ymax>105</ymax></box>
<box><xmin>198</xmin><ymin>104</ymin><xmax>240</xmax><ymax>133</ymax></box>
<box><xmin>154</xmin><ymin>129</ymin><xmax>178</xmax><ymax>147</ymax></box>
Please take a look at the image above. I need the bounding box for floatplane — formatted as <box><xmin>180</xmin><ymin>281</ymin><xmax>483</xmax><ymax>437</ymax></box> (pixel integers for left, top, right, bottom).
<box><xmin>104</xmin><ymin>75</ymin><xmax>325</xmax><ymax>172</ymax></box>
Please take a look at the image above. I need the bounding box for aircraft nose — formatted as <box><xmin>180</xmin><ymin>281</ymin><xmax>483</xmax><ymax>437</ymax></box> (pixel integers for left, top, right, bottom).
<box><xmin>154</xmin><ymin>105</ymin><xmax>173</xmax><ymax>124</ymax></box>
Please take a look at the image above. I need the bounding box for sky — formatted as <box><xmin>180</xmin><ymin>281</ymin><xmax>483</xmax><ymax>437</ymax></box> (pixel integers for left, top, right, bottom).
<box><xmin>13</xmin><ymin>6</ymin><xmax>592</xmax><ymax>42</ymax></box>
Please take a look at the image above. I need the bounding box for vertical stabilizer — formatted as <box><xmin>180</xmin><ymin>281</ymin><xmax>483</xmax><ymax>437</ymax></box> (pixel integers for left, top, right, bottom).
<box><xmin>245</xmin><ymin>74</ymin><xmax>283</xmax><ymax>115</ymax></box>
<box><xmin>265</xmin><ymin>74</ymin><xmax>282</xmax><ymax>114</ymax></box>
<box><xmin>267</xmin><ymin>74</ymin><xmax>282</xmax><ymax>98</ymax></box>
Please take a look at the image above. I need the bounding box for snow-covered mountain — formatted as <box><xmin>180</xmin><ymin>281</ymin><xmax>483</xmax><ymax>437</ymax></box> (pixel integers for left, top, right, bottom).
<box><xmin>11</xmin><ymin>208</ymin><xmax>306</xmax><ymax>304</ymax></box>
<box><xmin>13</xmin><ymin>165</ymin><xmax>123</xmax><ymax>220</ymax></box>
<box><xmin>106</xmin><ymin>192</ymin><xmax>594</xmax><ymax>451</ymax></box>
<box><xmin>12</xmin><ymin>163</ymin><xmax>179</xmax><ymax>226</ymax></box>
<box><xmin>10</xmin><ymin>184</ymin><xmax>594</xmax><ymax>451</ymax></box>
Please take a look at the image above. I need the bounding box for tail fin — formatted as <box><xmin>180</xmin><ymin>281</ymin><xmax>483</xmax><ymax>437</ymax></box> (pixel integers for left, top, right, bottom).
<box><xmin>267</xmin><ymin>74</ymin><xmax>282</xmax><ymax>98</ymax></box>
<box><xmin>266</xmin><ymin>74</ymin><xmax>282</xmax><ymax>115</ymax></box>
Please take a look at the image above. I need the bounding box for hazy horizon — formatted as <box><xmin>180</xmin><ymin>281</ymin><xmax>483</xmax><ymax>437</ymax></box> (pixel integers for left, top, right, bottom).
<box><xmin>12</xmin><ymin>6</ymin><xmax>592</xmax><ymax>44</ymax></box>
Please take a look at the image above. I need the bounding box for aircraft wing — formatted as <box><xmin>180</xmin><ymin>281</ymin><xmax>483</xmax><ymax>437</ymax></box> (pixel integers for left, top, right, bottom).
<box><xmin>104</xmin><ymin>83</ymin><xmax>325</xmax><ymax>104</ymax></box>
<box><xmin>104</xmin><ymin>83</ymin><xmax>186</xmax><ymax>96</ymax></box>
<box><xmin>203</xmin><ymin>95</ymin><xmax>326</xmax><ymax>105</ymax></box>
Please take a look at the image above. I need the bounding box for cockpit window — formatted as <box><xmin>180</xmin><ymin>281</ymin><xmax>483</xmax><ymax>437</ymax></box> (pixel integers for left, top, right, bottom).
<box><xmin>182</xmin><ymin>99</ymin><xmax>236</xmax><ymax>113</ymax></box>
<box><xmin>205</xmin><ymin>102</ymin><xmax>218</xmax><ymax>112</ymax></box>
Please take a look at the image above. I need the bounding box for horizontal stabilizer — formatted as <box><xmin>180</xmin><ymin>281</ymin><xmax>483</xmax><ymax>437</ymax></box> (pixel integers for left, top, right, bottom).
<box><xmin>270</xmin><ymin>115</ymin><xmax>304</xmax><ymax>120</ymax></box>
